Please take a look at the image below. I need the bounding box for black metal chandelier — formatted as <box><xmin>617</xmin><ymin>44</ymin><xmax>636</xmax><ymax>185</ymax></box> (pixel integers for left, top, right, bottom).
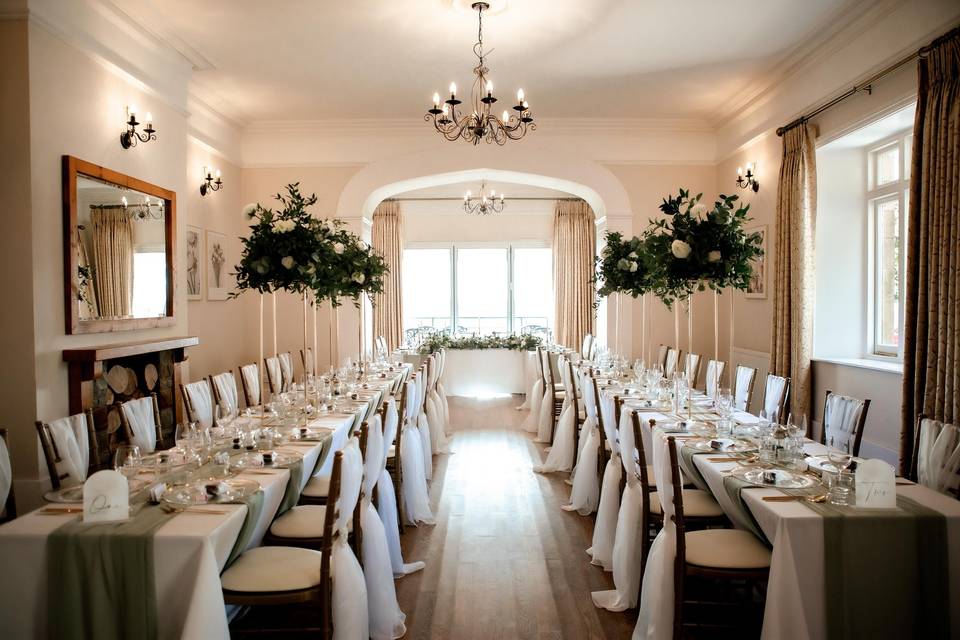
<box><xmin>426</xmin><ymin>2</ymin><xmax>534</xmax><ymax>146</ymax></box>
<box><xmin>463</xmin><ymin>181</ymin><xmax>506</xmax><ymax>215</ymax></box>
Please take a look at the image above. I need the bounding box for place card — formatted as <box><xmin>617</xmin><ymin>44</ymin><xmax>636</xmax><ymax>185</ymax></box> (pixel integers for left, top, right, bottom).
<box><xmin>83</xmin><ymin>470</ymin><xmax>130</xmax><ymax>523</ymax></box>
<box><xmin>855</xmin><ymin>459</ymin><xmax>896</xmax><ymax>508</ymax></box>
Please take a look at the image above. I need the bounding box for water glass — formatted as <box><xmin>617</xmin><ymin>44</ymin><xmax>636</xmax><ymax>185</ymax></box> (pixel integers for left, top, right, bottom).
<box><xmin>716</xmin><ymin>418</ymin><xmax>733</xmax><ymax>437</ymax></box>
<box><xmin>827</xmin><ymin>470</ymin><xmax>855</xmax><ymax>506</ymax></box>
<box><xmin>175</xmin><ymin>422</ymin><xmax>196</xmax><ymax>452</ymax></box>
<box><xmin>759</xmin><ymin>435</ymin><xmax>777</xmax><ymax>463</ymax></box>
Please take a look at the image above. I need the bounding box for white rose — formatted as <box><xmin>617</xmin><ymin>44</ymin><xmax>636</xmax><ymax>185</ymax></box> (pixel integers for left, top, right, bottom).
<box><xmin>629</xmin><ymin>261</ymin><xmax>638</xmax><ymax>273</ymax></box>
<box><xmin>281</xmin><ymin>256</ymin><xmax>295</xmax><ymax>269</ymax></box>
<box><xmin>352</xmin><ymin>272</ymin><xmax>365</xmax><ymax>284</ymax></box>
<box><xmin>628</xmin><ymin>251</ymin><xmax>638</xmax><ymax>259</ymax></box>
<box><xmin>333</xmin><ymin>242</ymin><xmax>345</xmax><ymax>255</ymax></box>
<box><xmin>242</xmin><ymin>203</ymin><xmax>258</xmax><ymax>218</ymax></box>
<box><xmin>691</xmin><ymin>202</ymin><xmax>708</xmax><ymax>216</ymax></box>
<box><xmin>617</xmin><ymin>258</ymin><xmax>631</xmax><ymax>271</ymax></box>
<box><xmin>272</xmin><ymin>219</ymin><xmax>295</xmax><ymax>233</ymax></box>
<box><xmin>671</xmin><ymin>239</ymin><xmax>692</xmax><ymax>259</ymax></box>
<box><xmin>708</xmin><ymin>250</ymin><xmax>722</xmax><ymax>263</ymax></box>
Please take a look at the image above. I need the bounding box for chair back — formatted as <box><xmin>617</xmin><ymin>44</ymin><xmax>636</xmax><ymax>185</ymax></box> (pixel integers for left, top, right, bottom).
<box><xmin>239</xmin><ymin>363</ymin><xmax>261</xmax><ymax>407</ymax></box>
<box><xmin>36</xmin><ymin>411</ymin><xmax>95</xmax><ymax>489</ymax></box>
<box><xmin>120</xmin><ymin>394</ymin><xmax>162</xmax><ymax>453</ymax></box>
<box><xmin>666</xmin><ymin>435</ymin><xmax>688</xmax><ymax>639</ymax></box>
<box><xmin>912</xmin><ymin>416</ymin><xmax>960</xmax><ymax>498</ymax></box>
<box><xmin>657</xmin><ymin>344</ymin><xmax>669</xmax><ymax>369</ymax></box>
<box><xmin>581</xmin><ymin>369</ymin><xmax>599</xmax><ymax>423</ymax></box>
<box><xmin>684</xmin><ymin>353</ymin><xmax>701</xmax><ymax>388</ymax></box>
<box><xmin>734</xmin><ymin>365</ymin><xmax>757</xmax><ymax>412</ymax></box>
<box><xmin>375</xmin><ymin>336</ymin><xmax>389</xmax><ymax>361</ymax></box>
<box><xmin>301</xmin><ymin>348</ymin><xmax>315</xmax><ymax>377</ymax></box>
<box><xmin>665</xmin><ymin>348</ymin><xmax>681</xmax><ymax>377</ymax></box>
<box><xmin>762</xmin><ymin>374</ymin><xmax>791</xmax><ymax>423</ymax></box>
<box><xmin>820</xmin><ymin>390</ymin><xmax>870</xmax><ymax>456</ymax></box>
<box><xmin>704</xmin><ymin>360</ymin><xmax>725</xmax><ymax>397</ymax></box>
<box><xmin>264</xmin><ymin>356</ymin><xmax>283</xmax><ymax>394</ymax></box>
<box><xmin>382</xmin><ymin>398</ymin><xmax>400</xmax><ymax>463</ymax></box>
<box><xmin>0</xmin><ymin>429</ymin><xmax>16</xmax><ymax>522</ymax></box>
<box><xmin>211</xmin><ymin>371</ymin><xmax>239</xmax><ymax>421</ymax></box>
<box><xmin>581</xmin><ymin>334</ymin><xmax>594</xmax><ymax>359</ymax></box>
<box><xmin>335</xmin><ymin>437</ymin><xmax>364</xmax><ymax>539</ymax></box>
<box><xmin>181</xmin><ymin>380</ymin><xmax>215</xmax><ymax>430</ymax></box>
<box><xmin>599</xmin><ymin>392</ymin><xmax>618</xmax><ymax>456</ymax></box>
<box><xmin>627</xmin><ymin>412</ymin><xmax>654</xmax><ymax>577</ymax></box>
<box><xmin>278</xmin><ymin>352</ymin><xmax>295</xmax><ymax>390</ymax></box>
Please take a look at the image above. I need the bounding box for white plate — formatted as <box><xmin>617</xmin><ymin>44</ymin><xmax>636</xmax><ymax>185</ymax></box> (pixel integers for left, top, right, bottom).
<box><xmin>734</xmin><ymin>467</ymin><xmax>817</xmax><ymax>489</ymax></box>
<box><xmin>686</xmin><ymin>438</ymin><xmax>756</xmax><ymax>453</ymax></box>
<box><xmin>161</xmin><ymin>477</ymin><xmax>260</xmax><ymax>507</ymax></box>
<box><xmin>230</xmin><ymin>450</ymin><xmax>302</xmax><ymax>471</ymax></box>
<box><xmin>804</xmin><ymin>455</ymin><xmax>863</xmax><ymax>474</ymax></box>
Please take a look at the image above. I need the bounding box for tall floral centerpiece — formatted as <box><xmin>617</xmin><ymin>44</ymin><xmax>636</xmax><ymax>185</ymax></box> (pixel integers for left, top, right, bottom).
<box><xmin>595</xmin><ymin>231</ymin><xmax>655</xmax><ymax>357</ymax></box>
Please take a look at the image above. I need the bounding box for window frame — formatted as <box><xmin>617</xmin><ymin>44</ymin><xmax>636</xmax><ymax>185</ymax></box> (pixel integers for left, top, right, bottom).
<box><xmin>865</xmin><ymin>131</ymin><xmax>911</xmax><ymax>360</ymax></box>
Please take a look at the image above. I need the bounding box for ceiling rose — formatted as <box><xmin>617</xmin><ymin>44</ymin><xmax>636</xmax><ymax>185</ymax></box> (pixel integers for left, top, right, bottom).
<box><xmin>425</xmin><ymin>2</ymin><xmax>535</xmax><ymax>146</ymax></box>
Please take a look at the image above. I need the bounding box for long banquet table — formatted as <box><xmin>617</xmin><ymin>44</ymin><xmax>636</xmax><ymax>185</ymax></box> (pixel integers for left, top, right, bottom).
<box><xmin>0</xmin><ymin>365</ymin><xmax>409</xmax><ymax>639</ymax></box>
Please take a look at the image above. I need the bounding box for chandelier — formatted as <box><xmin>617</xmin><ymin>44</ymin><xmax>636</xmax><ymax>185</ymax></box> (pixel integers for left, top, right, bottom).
<box><xmin>463</xmin><ymin>181</ymin><xmax>506</xmax><ymax>215</ymax></box>
<box><xmin>426</xmin><ymin>2</ymin><xmax>534</xmax><ymax>145</ymax></box>
<box><xmin>122</xmin><ymin>195</ymin><xmax>165</xmax><ymax>220</ymax></box>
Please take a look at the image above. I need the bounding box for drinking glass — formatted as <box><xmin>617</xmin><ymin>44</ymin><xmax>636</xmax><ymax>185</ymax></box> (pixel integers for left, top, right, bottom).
<box><xmin>113</xmin><ymin>444</ymin><xmax>142</xmax><ymax>480</ymax></box>
<box><xmin>827</xmin><ymin>435</ymin><xmax>854</xmax><ymax>505</ymax></box>
<box><xmin>175</xmin><ymin>423</ymin><xmax>196</xmax><ymax>452</ymax></box>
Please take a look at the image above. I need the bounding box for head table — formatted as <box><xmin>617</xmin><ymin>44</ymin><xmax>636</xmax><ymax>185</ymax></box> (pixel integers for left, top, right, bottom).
<box><xmin>0</xmin><ymin>364</ymin><xmax>409</xmax><ymax>640</ymax></box>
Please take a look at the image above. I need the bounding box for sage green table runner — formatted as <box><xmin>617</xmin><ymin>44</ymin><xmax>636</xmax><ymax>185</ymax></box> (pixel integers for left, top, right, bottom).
<box><xmin>224</xmin><ymin>489</ymin><xmax>265</xmax><ymax>567</ymax></box>
<box><xmin>277</xmin><ymin>457</ymin><xmax>305</xmax><ymax>514</ymax></box>
<box><xmin>677</xmin><ymin>445</ymin><xmax>712</xmax><ymax>492</ymax></box>
<box><xmin>803</xmin><ymin>494</ymin><xmax>950</xmax><ymax>639</ymax></box>
<box><xmin>48</xmin><ymin>505</ymin><xmax>174</xmax><ymax>640</ymax></box>
<box><xmin>720</xmin><ymin>475</ymin><xmax>771</xmax><ymax>545</ymax></box>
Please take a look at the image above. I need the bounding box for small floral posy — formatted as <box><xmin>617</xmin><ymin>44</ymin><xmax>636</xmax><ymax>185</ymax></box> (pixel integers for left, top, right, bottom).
<box><xmin>418</xmin><ymin>333</ymin><xmax>543</xmax><ymax>355</ymax></box>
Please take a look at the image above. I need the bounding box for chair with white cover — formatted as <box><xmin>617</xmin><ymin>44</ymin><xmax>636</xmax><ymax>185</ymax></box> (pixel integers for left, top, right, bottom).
<box><xmin>239</xmin><ymin>362</ymin><xmax>262</xmax><ymax>408</ymax></box>
<box><xmin>912</xmin><ymin>415</ymin><xmax>960</xmax><ymax>498</ymax></box>
<box><xmin>664</xmin><ymin>348</ymin><xmax>682</xmax><ymax>378</ymax></box>
<box><xmin>563</xmin><ymin>374</ymin><xmax>604</xmax><ymax>515</ymax></box>
<box><xmin>398</xmin><ymin>377</ymin><xmax>435</xmax><ymax>526</ymax></box>
<box><xmin>534</xmin><ymin>354</ymin><xmax>578</xmax><ymax>474</ymax></box>
<box><xmin>522</xmin><ymin>347</ymin><xmax>547</xmax><ymax>434</ymax></box>
<box><xmin>301</xmin><ymin>348</ymin><xmax>316</xmax><ymax>378</ymax></box>
<box><xmin>761</xmin><ymin>374</ymin><xmax>791</xmax><ymax>423</ymax></box>
<box><xmin>587</xmin><ymin>395</ymin><xmax>626</xmax><ymax>570</ymax></box>
<box><xmin>434</xmin><ymin>349</ymin><xmax>451</xmax><ymax>431</ymax></box>
<box><xmin>35</xmin><ymin>410</ymin><xmax>96</xmax><ymax>489</ymax></box>
<box><xmin>119</xmin><ymin>394</ymin><xmax>163</xmax><ymax>453</ymax></box>
<box><xmin>536</xmin><ymin>347</ymin><xmax>563</xmax><ymax>444</ymax></box>
<box><xmin>703</xmin><ymin>360</ymin><xmax>725</xmax><ymax>398</ymax></box>
<box><xmin>223</xmin><ymin>439</ymin><xmax>369</xmax><ymax>640</ymax></box>
<box><xmin>414</xmin><ymin>365</ymin><xmax>433</xmax><ymax>481</ymax></box>
<box><xmin>180</xmin><ymin>380</ymin><xmax>215</xmax><ymax>430</ymax></box>
<box><xmin>210</xmin><ymin>370</ymin><xmax>240</xmax><ymax>422</ymax></box>
<box><xmin>683</xmin><ymin>353</ymin><xmax>702</xmax><ymax>389</ymax></box>
<box><xmin>265</xmin><ymin>355</ymin><xmax>284</xmax><ymax>395</ymax></box>
<box><xmin>656</xmin><ymin>345</ymin><xmax>669</xmax><ymax>369</ymax></box>
<box><xmin>820</xmin><ymin>390</ymin><xmax>871</xmax><ymax>456</ymax></box>
<box><xmin>581</xmin><ymin>333</ymin><xmax>594</xmax><ymax>360</ymax></box>
<box><xmin>424</xmin><ymin>354</ymin><xmax>449</xmax><ymax>454</ymax></box>
<box><xmin>0</xmin><ymin>429</ymin><xmax>17</xmax><ymax>523</ymax></box>
<box><xmin>733</xmin><ymin>365</ymin><xmax>758</xmax><ymax>412</ymax></box>
<box><xmin>279</xmin><ymin>351</ymin><xmax>295</xmax><ymax>390</ymax></box>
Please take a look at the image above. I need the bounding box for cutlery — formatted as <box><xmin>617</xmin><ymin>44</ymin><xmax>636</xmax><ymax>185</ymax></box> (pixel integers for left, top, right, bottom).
<box><xmin>161</xmin><ymin>506</ymin><xmax>230</xmax><ymax>515</ymax></box>
<box><xmin>37</xmin><ymin>507</ymin><xmax>83</xmax><ymax>515</ymax></box>
<box><xmin>707</xmin><ymin>457</ymin><xmax>740</xmax><ymax>462</ymax></box>
<box><xmin>763</xmin><ymin>493</ymin><xmax>827</xmax><ymax>503</ymax></box>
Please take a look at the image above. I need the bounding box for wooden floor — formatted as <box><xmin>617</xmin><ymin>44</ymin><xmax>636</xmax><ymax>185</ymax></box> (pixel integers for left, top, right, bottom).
<box><xmin>396</xmin><ymin>396</ymin><xmax>637</xmax><ymax>640</ymax></box>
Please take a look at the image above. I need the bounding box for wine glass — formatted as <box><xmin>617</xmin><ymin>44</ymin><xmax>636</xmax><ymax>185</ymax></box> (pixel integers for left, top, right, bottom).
<box><xmin>113</xmin><ymin>444</ymin><xmax>142</xmax><ymax>481</ymax></box>
<box><xmin>827</xmin><ymin>434</ymin><xmax>854</xmax><ymax>505</ymax></box>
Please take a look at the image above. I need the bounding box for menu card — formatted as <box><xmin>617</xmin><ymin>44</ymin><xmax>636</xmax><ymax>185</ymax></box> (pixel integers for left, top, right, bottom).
<box><xmin>855</xmin><ymin>459</ymin><xmax>896</xmax><ymax>508</ymax></box>
<box><xmin>83</xmin><ymin>470</ymin><xmax>130</xmax><ymax>523</ymax></box>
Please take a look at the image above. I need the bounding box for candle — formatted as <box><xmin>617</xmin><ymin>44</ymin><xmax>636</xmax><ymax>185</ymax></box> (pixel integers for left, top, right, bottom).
<box><xmin>517</xmin><ymin>88</ymin><xmax>524</xmax><ymax>103</ymax></box>
<box><xmin>449</xmin><ymin>82</ymin><xmax>457</xmax><ymax>97</ymax></box>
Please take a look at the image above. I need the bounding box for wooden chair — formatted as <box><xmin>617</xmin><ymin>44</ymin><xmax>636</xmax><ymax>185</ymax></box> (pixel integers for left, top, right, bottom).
<box><xmin>239</xmin><ymin>362</ymin><xmax>262</xmax><ymax>408</ymax></box>
<box><xmin>179</xmin><ymin>379</ymin><xmax>215</xmax><ymax>429</ymax></box>
<box><xmin>118</xmin><ymin>393</ymin><xmax>163</xmax><ymax>452</ymax></box>
<box><xmin>540</xmin><ymin>348</ymin><xmax>563</xmax><ymax>442</ymax></box>
<box><xmin>703</xmin><ymin>360</ymin><xmax>725</xmax><ymax>397</ymax></box>
<box><xmin>35</xmin><ymin>410</ymin><xmax>97</xmax><ymax>490</ymax></box>
<box><xmin>0</xmin><ymin>429</ymin><xmax>17</xmax><ymax>523</ymax></box>
<box><xmin>386</xmin><ymin>381</ymin><xmax>409</xmax><ymax>531</ymax></box>
<box><xmin>223</xmin><ymin>451</ymin><xmax>341</xmax><ymax>639</ymax></box>
<box><xmin>761</xmin><ymin>374</ymin><xmax>791</xmax><ymax>423</ymax></box>
<box><xmin>666</xmin><ymin>435</ymin><xmax>770</xmax><ymax>638</ymax></box>
<box><xmin>683</xmin><ymin>353</ymin><xmax>702</xmax><ymax>389</ymax></box>
<box><xmin>265</xmin><ymin>355</ymin><xmax>284</xmax><ymax>395</ymax></box>
<box><xmin>911</xmin><ymin>414</ymin><xmax>960</xmax><ymax>496</ymax></box>
<box><xmin>733</xmin><ymin>365</ymin><xmax>758</xmax><ymax>412</ymax></box>
<box><xmin>593</xmin><ymin>376</ymin><xmax>611</xmax><ymax>478</ymax></box>
<box><xmin>210</xmin><ymin>370</ymin><xmax>240</xmax><ymax>421</ymax></box>
<box><xmin>820</xmin><ymin>390</ymin><xmax>871</xmax><ymax>456</ymax></box>
<box><xmin>665</xmin><ymin>348</ymin><xmax>682</xmax><ymax>378</ymax></box>
<box><xmin>568</xmin><ymin>359</ymin><xmax>585</xmax><ymax>466</ymax></box>
<box><xmin>278</xmin><ymin>351</ymin><xmax>295</xmax><ymax>390</ymax></box>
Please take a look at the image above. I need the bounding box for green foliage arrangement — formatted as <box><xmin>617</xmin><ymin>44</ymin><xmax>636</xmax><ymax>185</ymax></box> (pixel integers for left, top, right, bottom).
<box><xmin>417</xmin><ymin>333</ymin><xmax>544</xmax><ymax>354</ymax></box>
<box><xmin>595</xmin><ymin>231</ymin><xmax>655</xmax><ymax>301</ymax></box>
<box><xmin>233</xmin><ymin>183</ymin><xmax>388</xmax><ymax>307</ymax></box>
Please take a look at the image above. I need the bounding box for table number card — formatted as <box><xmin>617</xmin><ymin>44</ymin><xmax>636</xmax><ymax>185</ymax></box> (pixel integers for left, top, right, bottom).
<box><xmin>855</xmin><ymin>459</ymin><xmax>896</xmax><ymax>508</ymax></box>
<box><xmin>83</xmin><ymin>469</ymin><xmax>130</xmax><ymax>523</ymax></box>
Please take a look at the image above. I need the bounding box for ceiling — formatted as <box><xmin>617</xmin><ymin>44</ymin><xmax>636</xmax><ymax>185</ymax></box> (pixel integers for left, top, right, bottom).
<box><xmin>115</xmin><ymin>0</ymin><xmax>862</xmax><ymax>125</ymax></box>
<box><xmin>392</xmin><ymin>179</ymin><xmax>567</xmax><ymax>216</ymax></box>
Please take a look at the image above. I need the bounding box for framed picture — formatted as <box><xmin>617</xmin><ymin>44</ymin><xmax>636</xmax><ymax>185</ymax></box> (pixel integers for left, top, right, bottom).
<box><xmin>185</xmin><ymin>225</ymin><xmax>202</xmax><ymax>300</ymax></box>
<box><xmin>745</xmin><ymin>224</ymin><xmax>767</xmax><ymax>299</ymax></box>
<box><xmin>205</xmin><ymin>229</ymin><xmax>230</xmax><ymax>301</ymax></box>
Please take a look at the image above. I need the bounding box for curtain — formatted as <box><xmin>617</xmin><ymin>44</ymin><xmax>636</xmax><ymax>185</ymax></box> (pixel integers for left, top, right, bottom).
<box><xmin>900</xmin><ymin>29</ymin><xmax>960</xmax><ymax>476</ymax></box>
<box><xmin>372</xmin><ymin>200</ymin><xmax>404</xmax><ymax>351</ymax></box>
<box><xmin>90</xmin><ymin>207</ymin><xmax>134</xmax><ymax>318</ymax></box>
<box><xmin>769</xmin><ymin>123</ymin><xmax>817</xmax><ymax>428</ymax></box>
<box><xmin>553</xmin><ymin>199</ymin><xmax>595</xmax><ymax>348</ymax></box>
<box><xmin>76</xmin><ymin>228</ymin><xmax>98</xmax><ymax>319</ymax></box>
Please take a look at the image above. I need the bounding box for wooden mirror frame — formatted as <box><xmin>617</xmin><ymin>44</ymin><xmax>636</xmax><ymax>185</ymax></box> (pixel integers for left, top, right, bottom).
<box><xmin>62</xmin><ymin>155</ymin><xmax>177</xmax><ymax>334</ymax></box>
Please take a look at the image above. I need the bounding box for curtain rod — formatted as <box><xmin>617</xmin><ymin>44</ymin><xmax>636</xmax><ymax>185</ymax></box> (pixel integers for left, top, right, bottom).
<box><xmin>390</xmin><ymin>197</ymin><xmax>583</xmax><ymax>202</ymax></box>
<box><xmin>776</xmin><ymin>25</ymin><xmax>958</xmax><ymax>137</ymax></box>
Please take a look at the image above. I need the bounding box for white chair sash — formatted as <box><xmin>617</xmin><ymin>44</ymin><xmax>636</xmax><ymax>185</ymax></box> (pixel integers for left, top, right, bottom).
<box><xmin>522</xmin><ymin>378</ymin><xmax>543</xmax><ymax>433</ymax></box>
<box><xmin>0</xmin><ymin>436</ymin><xmax>12</xmax><ymax>512</ymax></box>
<box><xmin>564</xmin><ymin>380</ymin><xmax>602</xmax><ymax>515</ymax></box>
<box><xmin>664</xmin><ymin>349</ymin><xmax>679</xmax><ymax>377</ymax></box>
<box><xmin>400</xmin><ymin>381</ymin><xmax>435</xmax><ymax>525</ymax></box>
<box><xmin>916</xmin><ymin>418</ymin><xmax>960</xmax><ymax>497</ymax></box>
<box><xmin>589</xmin><ymin>407</ymin><xmax>632</xmax><ymax>571</ymax></box>
<box><xmin>278</xmin><ymin>352</ymin><xmax>294</xmax><ymax>388</ymax></box>
<box><xmin>822</xmin><ymin>393</ymin><xmax>864</xmax><ymax>450</ymax></box>
<box><xmin>45</xmin><ymin>414</ymin><xmax>90</xmax><ymax>485</ymax></box>
<box><xmin>734</xmin><ymin>366</ymin><xmax>754</xmax><ymax>411</ymax></box>
<box><xmin>184</xmin><ymin>381</ymin><xmax>214</xmax><ymax>430</ymax></box>
<box><xmin>265</xmin><ymin>356</ymin><xmax>283</xmax><ymax>394</ymax></box>
<box><xmin>684</xmin><ymin>354</ymin><xmax>700</xmax><ymax>388</ymax></box>
<box><xmin>704</xmin><ymin>360</ymin><xmax>724</xmax><ymax>398</ymax></box>
<box><xmin>763</xmin><ymin>374</ymin><xmax>789</xmax><ymax>421</ymax></box>
<box><xmin>600</xmin><ymin>392</ymin><xmax>619</xmax><ymax>456</ymax></box>
<box><xmin>331</xmin><ymin>437</ymin><xmax>368</xmax><ymax>640</ymax></box>
<box><xmin>240</xmin><ymin>364</ymin><xmax>260</xmax><ymax>407</ymax></box>
<box><xmin>121</xmin><ymin>397</ymin><xmax>158</xmax><ymax>454</ymax></box>
<box><xmin>211</xmin><ymin>372</ymin><xmax>239</xmax><ymax>420</ymax></box>
<box><xmin>534</xmin><ymin>357</ymin><xmax>576</xmax><ymax>473</ymax></box>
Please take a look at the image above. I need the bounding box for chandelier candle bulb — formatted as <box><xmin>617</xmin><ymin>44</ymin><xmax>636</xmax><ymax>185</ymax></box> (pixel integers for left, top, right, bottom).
<box><xmin>449</xmin><ymin>82</ymin><xmax>457</xmax><ymax>97</ymax></box>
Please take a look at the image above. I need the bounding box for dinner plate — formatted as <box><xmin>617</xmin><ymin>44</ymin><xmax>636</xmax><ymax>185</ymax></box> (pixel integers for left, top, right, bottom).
<box><xmin>804</xmin><ymin>455</ymin><xmax>864</xmax><ymax>475</ymax></box>
<box><xmin>43</xmin><ymin>484</ymin><xmax>85</xmax><ymax>504</ymax></box>
<box><xmin>686</xmin><ymin>438</ymin><xmax>756</xmax><ymax>453</ymax></box>
<box><xmin>161</xmin><ymin>477</ymin><xmax>260</xmax><ymax>507</ymax></box>
<box><xmin>229</xmin><ymin>450</ymin><xmax>302</xmax><ymax>471</ymax></box>
<box><xmin>733</xmin><ymin>467</ymin><xmax>817</xmax><ymax>489</ymax></box>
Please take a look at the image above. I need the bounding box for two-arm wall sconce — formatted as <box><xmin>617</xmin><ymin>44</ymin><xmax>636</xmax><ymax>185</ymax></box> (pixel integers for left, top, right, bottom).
<box><xmin>199</xmin><ymin>166</ymin><xmax>223</xmax><ymax>196</ymax></box>
<box><xmin>120</xmin><ymin>105</ymin><xmax>157</xmax><ymax>149</ymax></box>
<box><xmin>736</xmin><ymin>163</ymin><xmax>759</xmax><ymax>192</ymax></box>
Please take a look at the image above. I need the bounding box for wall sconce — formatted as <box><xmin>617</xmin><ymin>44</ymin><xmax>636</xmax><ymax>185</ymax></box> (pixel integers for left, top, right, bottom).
<box><xmin>120</xmin><ymin>105</ymin><xmax>157</xmax><ymax>149</ymax></box>
<box><xmin>199</xmin><ymin>166</ymin><xmax>223</xmax><ymax>196</ymax></box>
<box><xmin>736</xmin><ymin>163</ymin><xmax>759</xmax><ymax>192</ymax></box>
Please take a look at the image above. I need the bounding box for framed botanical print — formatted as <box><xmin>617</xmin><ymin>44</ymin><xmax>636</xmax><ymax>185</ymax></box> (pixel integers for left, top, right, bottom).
<box><xmin>205</xmin><ymin>229</ymin><xmax>230</xmax><ymax>301</ymax></box>
<box><xmin>745</xmin><ymin>224</ymin><xmax>767</xmax><ymax>299</ymax></box>
<box><xmin>185</xmin><ymin>225</ymin><xmax>202</xmax><ymax>300</ymax></box>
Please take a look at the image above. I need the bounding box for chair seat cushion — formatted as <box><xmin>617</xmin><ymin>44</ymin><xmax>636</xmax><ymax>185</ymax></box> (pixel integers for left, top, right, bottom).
<box><xmin>649</xmin><ymin>489</ymin><xmax>723</xmax><ymax>517</ymax></box>
<box><xmin>221</xmin><ymin>546</ymin><xmax>323</xmax><ymax>592</ymax></box>
<box><xmin>386</xmin><ymin>444</ymin><xmax>396</xmax><ymax>458</ymax></box>
<box><xmin>301</xmin><ymin>474</ymin><xmax>330</xmax><ymax>498</ymax></box>
<box><xmin>685</xmin><ymin>529</ymin><xmax>771</xmax><ymax>570</ymax></box>
<box><xmin>269</xmin><ymin>505</ymin><xmax>328</xmax><ymax>538</ymax></box>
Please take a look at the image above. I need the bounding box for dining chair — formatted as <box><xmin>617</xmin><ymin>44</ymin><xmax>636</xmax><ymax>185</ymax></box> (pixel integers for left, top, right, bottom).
<box><xmin>541</xmin><ymin>348</ymin><xmax>563</xmax><ymax>443</ymax></box>
<box><xmin>657</xmin><ymin>344</ymin><xmax>669</xmax><ymax>369</ymax></box>
<box><xmin>180</xmin><ymin>379</ymin><xmax>215</xmax><ymax>430</ymax></box>
<box><xmin>581</xmin><ymin>333</ymin><xmax>594</xmax><ymax>360</ymax></box>
<box><xmin>35</xmin><ymin>409</ymin><xmax>97</xmax><ymax>490</ymax></box>
<box><xmin>703</xmin><ymin>360</ymin><xmax>725</xmax><ymax>397</ymax></box>
<box><xmin>118</xmin><ymin>394</ymin><xmax>163</xmax><ymax>453</ymax></box>
<box><xmin>0</xmin><ymin>429</ymin><xmax>17</xmax><ymax>523</ymax></box>
<box><xmin>385</xmin><ymin>379</ymin><xmax>410</xmax><ymax>529</ymax></box>
<box><xmin>567</xmin><ymin>358</ymin><xmax>585</xmax><ymax>465</ymax></box>
<box><xmin>820</xmin><ymin>390</ymin><xmax>871</xmax><ymax>456</ymax></box>
<box><xmin>683</xmin><ymin>353</ymin><xmax>702</xmax><ymax>389</ymax></box>
<box><xmin>911</xmin><ymin>415</ymin><xmax>960</xmax><ymax>498</ymax></box>
<box><xmin>239</xmin><ymin>362</ymin><xmax>262</xmax><ymax>408</ymax></box>
<box><xmin>222</xmin><ymin>450</ymin><xmax>345</xmax><ymax>639</ymax></box>
<box><xmin>665</xmin><ymin>436</ymin><xmax>771</xmax><ymax>639</ymax></box>
<box><xmin>210</xmin><ymin>370</ymin><xmax>240</xmax><ymax>421</ymax></box>
<box><xmin>265</xmin><ymin>355</ymin><xmax>284</xmax><ymax>395</ymax></box>
<box><xmin>664</xmin><ymin>348</ymin><xmax>682</xmax><ymax>378</ymax></box>
<box><xmin>375</xmin><ymin>335</ymin><xmax>389</xmax><ymax>361</ymax></box>
<box><xmin>279</xmin><ymin>351</ymin><xmax>295</xmax><ymax>389</ymax></box>
<box><xmin>301</xmin><ymin>347</ymin><xmax>315</xmax><ymax>378</ymax></box>
<box><xmin>595</xmin><ymin>383</ymin><xmax>614</xmax><ymax>477</ymax></box>
<box><xmin>733</xmin><ymin>365</ymin><xmax>758</xmax><ymax>412</ymax></box>
<box><xmin>761</xmin><ymin>374</ymin><xmax>791</xmax><ymax>423</ymax></box>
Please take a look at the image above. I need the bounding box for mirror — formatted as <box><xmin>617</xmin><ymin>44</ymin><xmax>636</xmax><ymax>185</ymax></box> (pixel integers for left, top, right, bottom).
<box><xmin>63</xmin><ymin>156</ymin><xmax>176</xmax><ymax>334</ymax></box>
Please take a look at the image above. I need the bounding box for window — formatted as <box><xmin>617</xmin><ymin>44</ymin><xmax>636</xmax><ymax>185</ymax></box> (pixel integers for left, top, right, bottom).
<box><xmin>867</xmin><ymin>132</ymin><xmax>911</xmax><ymax>357</ymax></box>
<box><xmin>402</xmin><ymin>244</ymin><xmax>552</xmax><ymax>337</ymax></box>
<box><xmin>131</xmin><ymin>251</ymin><xmax>167</xmax><ymax>317</ymax></box>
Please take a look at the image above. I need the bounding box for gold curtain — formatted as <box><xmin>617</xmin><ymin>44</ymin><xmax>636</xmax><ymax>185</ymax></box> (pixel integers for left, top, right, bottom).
<box><xmin>90</xmin><ymin>206</ymin><xmax>134</xmax><ymax>318</ymax></box>
<box><xmin>76</xmin><ymin>228</ymin><xmax>98</xmax><ymax>319</ymax></box>
<box><xmin>769</xmin><ymin>123</ymin><xmax>817</xmax><ymax>428</ymax></box>
<box><xmin>553</xmin><ymin>199</ymin><xmax>595</xmax><ymax>349</ymax></box>
<box><xmin>371</xmin><ymin>200</ymin><xmax>404</xmax><ymax>351</ymax></box>
<box><xmin>900</xmin><ymin>29</ymin><xmax>960</xmax><ymax>475</ymax></box>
